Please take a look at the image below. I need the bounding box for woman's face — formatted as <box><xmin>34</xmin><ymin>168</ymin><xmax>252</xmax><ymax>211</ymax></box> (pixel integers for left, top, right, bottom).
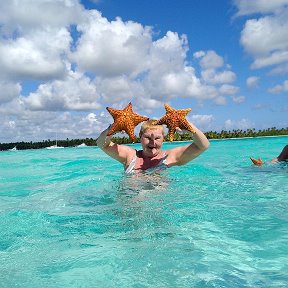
<box><xmin>140</xmin><ymin>128</ymin><xmax>164</xmax><ymax>157</ymax></box>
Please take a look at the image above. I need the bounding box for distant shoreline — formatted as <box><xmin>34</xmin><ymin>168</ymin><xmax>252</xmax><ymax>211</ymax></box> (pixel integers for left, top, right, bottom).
<box><xmin>208</xmin><ymin>134</ymin><xmax>288</xmax><ymax>141</ymax></box>
<box><xmin>156</xmin><ymin>134</ymin><xmax>288</xmax><ymax>146</ymax></box>
<box><xmin>1</xmin><ymin>132</ymin><xmax>287</xmax><ymax>151</ymax></box>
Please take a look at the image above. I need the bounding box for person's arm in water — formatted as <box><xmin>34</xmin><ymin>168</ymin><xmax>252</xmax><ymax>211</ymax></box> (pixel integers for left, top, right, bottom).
<box><xmin>268</xmin><ymin>144</ymin><xmax>288</xmax><ymax>163</ymax></box>
<box><xmin>250</xmin><ymin>144</ymin><xmax>288</xmax><ymax>166</ymax></box>
<box><xmin>96</xmin><ymin>126</ymin><xmax>135</xmax><ymax>167</ymax></box>
<box><xmin>166</xmin><ymin>123</ymin><xmax>210</xmax><ymax>166</ymax></box>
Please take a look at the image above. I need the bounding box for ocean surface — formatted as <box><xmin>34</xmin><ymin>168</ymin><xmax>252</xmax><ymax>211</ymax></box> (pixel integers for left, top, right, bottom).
<box><xmin>0</xmin><ymin>136</ymin><xmax>287</xmax><ymax>288</ymax></box>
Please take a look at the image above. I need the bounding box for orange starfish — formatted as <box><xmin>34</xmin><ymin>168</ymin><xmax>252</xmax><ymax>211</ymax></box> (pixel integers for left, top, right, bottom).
<box><xmin>106</xmin><ymin>102</ymin><xmax>149</xmax><ymax>142</ymax></box>
<box><xmin>250</xmin><ymin>157</ymin><xmax>264</xmax><ymax>166</ymax></box>
<box><xmin>154</xmin><ymin>103</ymin><xmax>196</xmax><ymax>142</ymax></box>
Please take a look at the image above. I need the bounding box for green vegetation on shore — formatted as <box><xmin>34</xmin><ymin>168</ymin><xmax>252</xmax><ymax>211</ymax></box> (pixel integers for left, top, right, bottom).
<box><xmin>1</xmin><ymin>127</ymin><xmax>287</xmax><ymax>151</ymax></box>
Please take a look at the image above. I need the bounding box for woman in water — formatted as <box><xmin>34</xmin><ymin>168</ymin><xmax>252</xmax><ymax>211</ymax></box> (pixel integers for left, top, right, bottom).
<box><xmin>96</xmin><ymin>120</ymin><xmax>209</xmax><ymax>174</ymax></box>
<box><xmin>250</xmin><ymin>144</ymin><xmax>288</xmax><ymax>166</ymax></box>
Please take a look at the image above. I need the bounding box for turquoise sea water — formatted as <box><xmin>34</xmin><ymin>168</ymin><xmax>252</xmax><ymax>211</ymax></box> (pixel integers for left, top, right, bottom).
<box><xmin>0</xmin><ymin>136</ymin><xmax>287</xmax><ymax>288</ymax></box>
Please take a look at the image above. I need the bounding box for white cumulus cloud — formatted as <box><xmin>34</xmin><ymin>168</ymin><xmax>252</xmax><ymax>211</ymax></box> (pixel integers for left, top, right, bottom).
<box><xmin>0</xmin><ymin>1</ymin><xmax>255</xmax><ymax>142</ymax></box>
<box><xmin>268</xmin><ymin>80</ymin><xmax>288</xmax><ymax>93</ymax></box>
<box><xmin>236</xmin><ymin>0</ymin><xmax>288</xmax><ymax>74</ymax></box>
<box><xmin>234</xmin><ymin>0</ymin><xmax>288</xmax><ymax>16</ymax></box>
<box><xmin>23</xmin><ymin>70</ymin><xmax>101</xmax><ymax>111</ymax></box>
<box><xmin>224</xmin><ymin>118</ymin><xmax>255</xmax><ymax>130</ymax></box>
<box><xmin>246</xmin><ymin>76</ymin><xmax>260</xmax><ymax>88</ymax></box>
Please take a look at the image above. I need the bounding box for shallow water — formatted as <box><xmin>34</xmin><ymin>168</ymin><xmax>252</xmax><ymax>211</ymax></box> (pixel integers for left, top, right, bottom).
<box><xmin>0</xmin><ymin>136</ymin><xmax>287</xmax><ymax>287</ymax></box>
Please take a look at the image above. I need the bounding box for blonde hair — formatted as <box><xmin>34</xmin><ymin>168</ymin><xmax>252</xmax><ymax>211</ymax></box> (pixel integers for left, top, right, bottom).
<box><xmin>139</xmin><ymin>120</ymin><xmax>164</xmax><ymax>137</ymax></box>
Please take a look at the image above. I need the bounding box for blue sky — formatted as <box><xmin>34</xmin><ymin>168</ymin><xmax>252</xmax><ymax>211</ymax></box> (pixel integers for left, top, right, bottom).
<box><xmin>0</xmin><ymin>0</ymin><xmax>287</xmax><ymax>143</ymax></box>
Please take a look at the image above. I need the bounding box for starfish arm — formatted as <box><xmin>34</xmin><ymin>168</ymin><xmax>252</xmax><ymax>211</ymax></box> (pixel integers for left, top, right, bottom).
<box><xmin>124</xmin><ymin>122</ymin><xmax>136</xmax><ymax>143</ymax></box>
<box><xmin>179</xmin><ymin>108</ymin><xmax>192</xmax><ymax>116</ymax></box>
<box><xmin>168</xmin><ymin>127</ymin><xmax>176</xmax><ymax>142</ymax></box>
<box><xmin>125</xmin><ymin>102</ymin><xmax>133</xmax><ymax>113</ymax></box>
<box><xmin>153</xmin><ymin>117</ymin><xmax>166</xmax><ymax>125</ymax></box>
<box><xmin>106</xmin><ymin>107</ymin><xmax>115</xmax><ymax>113</ymax></box>
<box><xmin>250</xmin><ymin>157</ymin><xmax>264</xmax><ymax>166</ymax></box>
<box><xmin>164</xmin><ymin>103</ymin><xmax>174</xmax><ymax>113</ymax></box>
<box><xmin>106</xmin><ymin>107</ymin><xmax>124</xmax><ymax>121</ymax></box>
<box><xmin>106</xmin><ymin>122</ymin><xmax>123</xmax><ymax>136</ymax></box>
<box><xmin>132</xmin><ymin>115</ymin><xmax>149</xmax><ymax>126</ymax></box>
<box><xmin>179</xmin><ymin>118</ymin><xmax>196</xmax><ymax>134</ymax></box>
